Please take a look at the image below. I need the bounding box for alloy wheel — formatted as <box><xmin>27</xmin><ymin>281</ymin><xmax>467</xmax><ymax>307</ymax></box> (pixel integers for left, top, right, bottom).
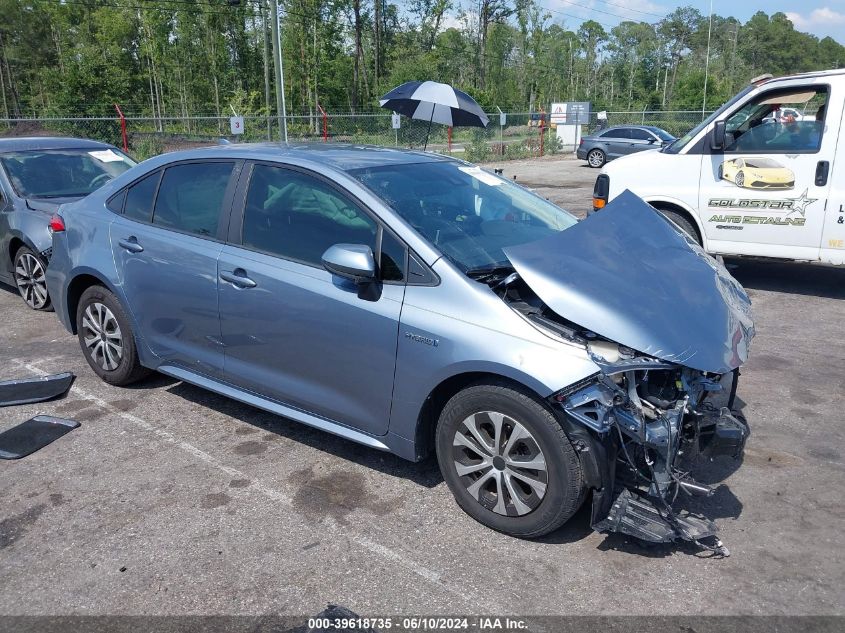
<box><xmin>452</xmin><ymin>411</ymin><xmax>548</xmax><ymax>517</ymax></box>
<box><xmin>587</xmin><ymin>149</ymin><xmax>605</xmax><ymax>167</ymax></box>
<box><xmin>81</xmin><ymin>302</ymin><xmax>124</xmax><ymax>371</ymax></box>
<box><xmin>14</xmin><ymin>252</ymin><xmax>49</xmax><ymax>309</ymax></box>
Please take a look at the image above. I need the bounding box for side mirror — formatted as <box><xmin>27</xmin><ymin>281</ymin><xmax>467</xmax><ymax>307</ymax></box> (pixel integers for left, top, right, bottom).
<box><xmin>322</xmin><ymin>244</ymin><xmax>376</xmax><ymax>284</ymax></box>
<box><xmin>711</xmin><ymin>120</ymin><xmax>726</xmax><ymax>150</ymax></box>
<box><xmin>648</xmin><ymin>137</ymin><xmax>657</xmax><ymax>144</ymax></box>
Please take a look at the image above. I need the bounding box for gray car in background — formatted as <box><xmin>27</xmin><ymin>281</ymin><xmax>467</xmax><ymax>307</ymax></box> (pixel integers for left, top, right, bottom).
<box><xmin>46</xmin><ymin>144</ymin><xmax>752</xmax><ymax>549</ymax></box>
<box><xmin>0</xmin><ymin>137</ymin><xmax>135</xmax><ymax>310</ymax></box>
<box><xmin>576</xmin><ymin>125</ymin><xmax>676</xmax><ymax>168</ymax></box>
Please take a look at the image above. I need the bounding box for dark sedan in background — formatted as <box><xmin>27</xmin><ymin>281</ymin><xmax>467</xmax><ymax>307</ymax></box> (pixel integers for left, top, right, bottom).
<box><xmin>576</xmin><ymin>125</ymin><xmax>675</xmax><ymax>168</ymax></box>
<box><xmin>0</xmin><ymin>137</ymin><xmax>135</xmax><ymax>310</ymax></box>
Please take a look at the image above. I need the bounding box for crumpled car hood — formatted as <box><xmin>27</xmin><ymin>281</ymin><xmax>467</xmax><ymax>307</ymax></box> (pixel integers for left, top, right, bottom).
<box><xmin>503</xmin><ymin>190</ymin><xmax>755</xmax><ymax>374</ymax></box>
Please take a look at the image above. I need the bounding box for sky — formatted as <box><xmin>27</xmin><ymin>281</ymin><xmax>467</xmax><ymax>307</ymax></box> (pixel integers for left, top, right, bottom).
<box><xmin>452</xmin><ymin>1</ymin><xmax>845</xmax><ymax>44</ymax></box>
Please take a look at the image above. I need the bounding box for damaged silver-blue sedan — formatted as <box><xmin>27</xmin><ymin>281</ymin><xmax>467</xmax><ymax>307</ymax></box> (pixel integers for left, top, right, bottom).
<box><xmin>46</xmin><ymin>146</ymin><xmax>753</xmax><ymax>554</ymax></box>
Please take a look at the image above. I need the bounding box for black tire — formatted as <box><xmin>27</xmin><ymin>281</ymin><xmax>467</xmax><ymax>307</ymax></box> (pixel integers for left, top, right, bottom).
<box><xmin>735</xmin><ymin>171</ymin><xmax>745</xmax><ymax>187</ymax></box>
<box><xmin>435</xmin><ymin>381</ymin><xmax>584</xmax><ymax>538</ymax></box>
<box><xmin>76</xmin><ymin>285</ymin><xmax>150</xmax><ymax>386</ymax></box>
<box><xmin>586</xmin><ymin>148</ymin><xmax>606</xmax><ymax>168</ymax></box>
<box><xmin>656</xmin><ymin>208</ymin><xmax>701</xmax><ymax>245</ymax></box>
<box><xmin>13</xmin><ymin>246</ymin><xmax>53</xmax><ymax>311</ymax></box>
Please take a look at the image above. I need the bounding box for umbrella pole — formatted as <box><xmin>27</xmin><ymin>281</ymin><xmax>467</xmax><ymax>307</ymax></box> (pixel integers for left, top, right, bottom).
<box><xmin>424</xmin><ymin>107</ymin><xmax>434</xmax><ymax>151</ymax></box>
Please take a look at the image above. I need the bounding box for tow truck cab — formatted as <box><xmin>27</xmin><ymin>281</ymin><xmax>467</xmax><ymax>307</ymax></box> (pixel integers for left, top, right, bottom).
<box><xmin>593</xmin><ymin>70</ymin><xmax>845</xmax><ymax>266</ymax></box>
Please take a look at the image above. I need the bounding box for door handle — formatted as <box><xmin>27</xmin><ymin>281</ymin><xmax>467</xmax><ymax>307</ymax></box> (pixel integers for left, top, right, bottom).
<box><xmin>220</xmin><ymin>269</ymin><xmax>257</xmax><ymax>289</ymax></box>
<box><xmin>815</xmin><ymin>161</ymin><xmax>830</xmax><ymax>186</ymax></box>
<box><xmin>118</xmin><ymin>236</ymin><xmax>144</xmax><ymax>253</ymax></box>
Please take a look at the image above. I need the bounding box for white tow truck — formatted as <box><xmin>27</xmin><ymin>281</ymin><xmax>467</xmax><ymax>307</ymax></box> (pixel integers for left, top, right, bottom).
<box><xmin>592</xmin><ymin>70</ymin><xmax>845</xmax><ymax>266</ymax></box>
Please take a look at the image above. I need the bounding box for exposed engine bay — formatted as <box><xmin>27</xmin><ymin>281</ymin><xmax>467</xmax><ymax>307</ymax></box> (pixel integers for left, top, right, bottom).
<box><xmin>490</xmin><ymin>270</ymin><xmax>750</xmax><ymax>556</ymax></box>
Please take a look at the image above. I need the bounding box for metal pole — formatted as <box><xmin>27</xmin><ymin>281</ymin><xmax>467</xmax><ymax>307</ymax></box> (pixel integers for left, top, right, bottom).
<box><xmin>702</xmin><ymin>0</ymin><xmax>713</xmax><ymax>116</ymax></box>
<box><xmin>270</xmin><ymin>0</ymin><xmax>287</xmax><ymax>143</ymax></box>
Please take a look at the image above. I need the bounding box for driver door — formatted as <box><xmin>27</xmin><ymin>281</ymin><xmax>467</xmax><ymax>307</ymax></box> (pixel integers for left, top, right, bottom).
<box><xmin>698</xmin><ymin>83</ymin><xmax>841</xmax><ymax>259</ymax></box>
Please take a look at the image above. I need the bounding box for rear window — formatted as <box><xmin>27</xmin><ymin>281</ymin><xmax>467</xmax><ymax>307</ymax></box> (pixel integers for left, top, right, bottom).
<box><xmin>0</xmin><ymin>148</ymin><xmax>135</xmax><ymax>198</ymax></box>
<box><xmin>123</xmin><ymin>171</ymin><xmax>161</xmax><ymax>222</ymax></box>
<box><xmin>600</xmin><ymin>128</ymin><xmax>631</xmax><ymax>139</ymax></box>
<box><xmin>152</xmin><ymin>162</ymin><xmax>234</xmax><ymax>238</ymax></box>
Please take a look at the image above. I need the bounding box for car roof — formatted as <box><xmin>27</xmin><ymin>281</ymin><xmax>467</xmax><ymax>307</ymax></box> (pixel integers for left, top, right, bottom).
<box><xmin>0</xmin><ymin>137</ymin><xmax>118</xmax><ymax>152</ymax></box>
<box><xmin>142</xmin><ymin>143</ymin><xmax>455</xmax><ymax>173</ymax></box>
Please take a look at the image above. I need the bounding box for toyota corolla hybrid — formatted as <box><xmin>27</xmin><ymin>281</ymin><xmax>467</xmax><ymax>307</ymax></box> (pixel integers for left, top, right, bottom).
<box><xmin>45</xmin><ymin>144</ymin><xmax>753</xmax><ymax>551</ymax></box>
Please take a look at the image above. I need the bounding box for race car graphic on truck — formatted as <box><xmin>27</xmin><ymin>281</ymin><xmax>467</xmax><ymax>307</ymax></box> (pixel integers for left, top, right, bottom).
<box><xmin>719</xmin><ymin>157</ymin><xmax>795</xmax><ymax>190</ymax></box>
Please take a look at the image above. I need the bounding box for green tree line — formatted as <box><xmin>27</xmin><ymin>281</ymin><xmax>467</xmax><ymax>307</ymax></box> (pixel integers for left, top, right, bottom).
<box><xmin>1</xmin><ymin>0</ymin><xmax>844</xmax><ymax>122</ymax></box>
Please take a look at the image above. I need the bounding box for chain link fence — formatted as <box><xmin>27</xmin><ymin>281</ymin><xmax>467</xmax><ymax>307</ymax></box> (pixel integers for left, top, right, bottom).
<box><xmin>0</xmin><ymin>110</ymin><xmax>712</xmax><ymax>162</ymax></box>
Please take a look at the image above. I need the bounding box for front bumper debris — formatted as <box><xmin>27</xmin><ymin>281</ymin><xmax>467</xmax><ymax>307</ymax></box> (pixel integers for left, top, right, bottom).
<box><xmin>0</xmin><ymin>372</ymin><xmax>75</xmax><ymax>407</ymax></box>
<box><xmin>557</xmin><ymin>360</ymin><xmax>748</xmax><ymax>556</ymax></box>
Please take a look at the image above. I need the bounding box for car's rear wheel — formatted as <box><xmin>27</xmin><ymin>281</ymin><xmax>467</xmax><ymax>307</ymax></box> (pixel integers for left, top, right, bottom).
<box><xmin>735</xmin><ymin>171</ymin><xmax>745</xmax><ymax>187</ymax></box>
<box><xmin>435</xmin><ymin>382</ymin><xmax>584</xmax><ymax>538</ymax></box>
<box><xmin>76</xmin><ymin>286</ymin><xmax>150</xmax><ymax>386</ymax></box>
<box><xmin>13</xmin><ymin>246</ymin><xmax>52</xmax><ymax>311</ymax></box>
<box><xmin>587</xmin><ymin>149</ymin><xmax>606</xmax><ymax>168</ymax></box>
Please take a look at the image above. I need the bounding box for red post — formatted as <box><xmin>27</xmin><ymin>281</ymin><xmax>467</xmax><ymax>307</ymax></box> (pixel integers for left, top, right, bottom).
<box><xmin>317</xmin><ymin>103</ymin><xmax>328</xmax><ymax>142</ymax></box>
<box><xmin>448</xmin><ymin>126</ymin><xmax>452</xmax><ymax>152</ymax></box>
<box><xmin>114</xmin><ymin>103</ymin><xmax>128</xmax><ymax>153</ymax></box>
<box><xmin>538</xmin><ymin>123</ymin><xmax>545</xmax><ymax>157</ymax></box>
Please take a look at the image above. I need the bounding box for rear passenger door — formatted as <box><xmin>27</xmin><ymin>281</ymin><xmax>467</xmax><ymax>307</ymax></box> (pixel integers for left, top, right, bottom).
<box><xmin>601</xmin><ymin>128</ymin><xmax>632</xmax><ymax>159</ymax></box>
<box><xmin>217</xmin><ymin>162</ymin><xmax>407</xmax><ymax>436</ymax></box>
<box><xmin>109</xmin><ymin>160</ymin><xmax>240</xmax><ymax>377</ymax></box>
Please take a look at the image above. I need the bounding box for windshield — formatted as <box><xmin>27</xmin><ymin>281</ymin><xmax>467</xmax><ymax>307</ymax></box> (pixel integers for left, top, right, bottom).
<box><xmin>663</xmin><ymin>84</ymin><xmax>756</xmax><ymax>154</ymax></box>
<box><xmin>0</xmin><ymin>148</ymin><xmax>136</xmax><ymax>198</ymax></box>
<box><xmin>652</xmin><ymin>128</ymin><xmax>675</xmax><ymax>142</ymax></box>
<box><xmin>349</xmin><ymin>161</ymin><xmax>578</xmax><ymax>272</ymax></box>
<box><xmin>744</xmin><ymin>159</ymin><xmax>780</xmax><ymax>169</ymax></box>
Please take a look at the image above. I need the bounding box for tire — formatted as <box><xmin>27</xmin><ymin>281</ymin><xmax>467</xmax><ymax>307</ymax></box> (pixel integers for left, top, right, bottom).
<box><xmin>587</xmin><ymin>148</ymin><xmax>606</xmax><ymax>168</ymax></box>
<box><xmin>435</xmin><ymin>381</ymin><xmax>584</xmax><ymax>538</ymax></box>
<box><xmin>734</xmin><ymin>171</ymin><xmax>745</xmax><ymax>187</ymax></box>
<box><xmin>13</xmin><ymin>246</ymin><xmax>53</xmax><ymax>311</ymax></box>
<box><xmin>76</xmin><ymin>285</ymin><xmax>150</xmax><ymax>386</ymax></box>
<box><xmin>656</xmin><ymin>208</ymin><xmax>701</xmax><ymax>245</ymax></box>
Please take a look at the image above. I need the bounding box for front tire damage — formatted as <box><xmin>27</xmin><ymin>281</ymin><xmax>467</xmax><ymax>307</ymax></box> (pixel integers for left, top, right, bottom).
<box><xmin>553</xmin><ymin>359</ymin><xmax>749</xmax><ymax>556</ymax></box>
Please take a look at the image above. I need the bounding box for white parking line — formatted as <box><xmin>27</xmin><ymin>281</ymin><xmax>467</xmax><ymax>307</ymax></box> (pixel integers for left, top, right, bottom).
<box><xmin>11</xmin><ymin>358</ymin><xmax>482</xmax><ymax>608</ymax></box>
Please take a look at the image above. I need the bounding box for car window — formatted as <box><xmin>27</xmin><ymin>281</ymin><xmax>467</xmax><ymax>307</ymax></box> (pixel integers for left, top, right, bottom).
<box><xmin>152</xmin><ymin>162</ymin><xmax>234</xmax><ymax>237</ymax></box>
<box><xmin>123</xmin><ymin>171</ymin><xmax>161</xmax><ymax>222</ymax></box>
<box><xmin>380</xmin><ymin>229</ymin><xmax>406</xmax><ymax>282</ymax></box>
<box><xmin>107</xmin><ymin>189</ymin><xmax>126</xmax><ymax>214</ymax></box>
<box><xmin>629</xmin><ymin>128</ymin><xmax>655</xmax><ymax>141</ymax></box>
<box><xmin>242</xmin><ymin>164</ymin><xmax>378</xmax><ymax>269</ymax></box>
<box><xmin>0</xmin><ymin>148</ymin><xmax>135</xmax><ymax>198</ymax></box>
<box><xmin>600</xmin><ymin>128</ymin><xmax>630</xmax><ymax>139</ymax></box>
<box><xmin>725</xmin><ymin>86</ymin><xmax>827</xmax><ymax>153</ymax></box>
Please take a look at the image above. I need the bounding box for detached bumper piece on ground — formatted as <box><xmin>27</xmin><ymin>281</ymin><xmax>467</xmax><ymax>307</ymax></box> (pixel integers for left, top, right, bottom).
<box><xmin>0</xmin><ymin>371</ymin><xmax>78</xmax><ymax>459</ymax></box>
<box><xmin>0</xmin><ymin>372</ymin><xmax>75</xmax><ymax>407</ymax></box>
<box><xmin>0</xmin><ymin>415</ymin><xmax>80</xmax><ymax>459</ymax></box>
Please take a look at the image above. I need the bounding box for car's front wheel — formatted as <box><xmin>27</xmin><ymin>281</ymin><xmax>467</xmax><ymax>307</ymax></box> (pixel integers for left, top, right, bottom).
<box><xmin>587</xmin><ymin>148</ymin><xmax>606</xmax><ymax>168</ymax></box>
<box><xmin>76</xmin><ymin>286</ymin><xmax>150</xmax><ymax>386</ymax></box>
<box><xmin>14</xmin><ymin>246</ymin><xmax>52</xmax><ymax>311</ymax></box>
<box><xmin>435</xmin><ymin>382</ymin><xmax>584</xmax><ymax>538</ymax></box>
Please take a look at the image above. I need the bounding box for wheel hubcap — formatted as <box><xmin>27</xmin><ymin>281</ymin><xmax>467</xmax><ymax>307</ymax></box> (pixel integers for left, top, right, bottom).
<box><xmin>588</xmin><ymin>151</ymin><xmax>603</xmax><ymax>166</ymax></box>
<box><xmin>14</xmin><ymin>253</ymin><xmax>48</xmax><ymax>309</ymax></box>
<box><xmin>81</xmin><ymin>302</ymin><xmax>123</xmax><ymax>371</ymax></box>
<box><xmin>452</xmin><ymin>411</ymin><xmax>548</xmax><ymax>517</ymax></box>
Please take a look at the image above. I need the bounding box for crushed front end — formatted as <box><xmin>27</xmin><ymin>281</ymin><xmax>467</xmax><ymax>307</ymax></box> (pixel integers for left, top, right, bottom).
<box><xmin>553</xmin><ymin>347</ymin><xmax>749</xmax><ymax>555</ymax></box>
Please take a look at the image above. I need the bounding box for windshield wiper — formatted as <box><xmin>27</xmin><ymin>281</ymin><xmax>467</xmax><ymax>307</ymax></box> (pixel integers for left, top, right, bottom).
<box><xmin>465</xmin><ymin>263</ymin><xmax>514</xmax><ymax>279</ymax></box>
<box><xmin>30</xmin><ymin>193</ymin><xmax>88</xmax><ymax>199</ymax></box>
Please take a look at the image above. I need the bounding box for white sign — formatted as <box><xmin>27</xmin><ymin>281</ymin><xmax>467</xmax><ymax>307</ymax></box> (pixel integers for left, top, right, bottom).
<box><xmin>499</xmin><ymin>112</ymin><xmax>506</xmax><ymax>126</ymax></box>
<box><xmin>597</xmin><ymin>110</ymin><xmax>608</xmax><ymax>121</ymax></box>
<box><xmin>392</xmin><ymin>113</ymin><xmax>401</xmax><ymax>130</ymax></box>
<box><xmin>230</xmin><ymin>116</ymin><xmax>245</xmax><ymax>135</ymax></box>
<box><xmin>88</xmin><ymin>149</ymin><xmax>123</xmax><ymax>163</ymax></box>
<box><xmin>550</xmin><ymin>103</ymin><xmax>567</xmax><ymax>124</ymax></box>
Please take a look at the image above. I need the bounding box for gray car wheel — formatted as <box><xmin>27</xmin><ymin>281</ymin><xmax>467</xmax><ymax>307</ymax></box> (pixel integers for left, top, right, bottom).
<box><xmin>76</xmin><ymin>286</ymin><xmax>150</xmax><ymax>386</ymax></box>
<box><xmin>13</xmin><ymin>246</ymin><xmax>52</xmax><ymax>311</ymax></box>
<box><xmin>587</xmin><ymin>149</ymin><xmax>606</xmax><ymax>168</ymax></box>
<box><xmin>436</xmin><ymin>381</ymin><xmax>584</xmax><ymax>538</ymax></box>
